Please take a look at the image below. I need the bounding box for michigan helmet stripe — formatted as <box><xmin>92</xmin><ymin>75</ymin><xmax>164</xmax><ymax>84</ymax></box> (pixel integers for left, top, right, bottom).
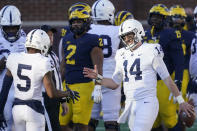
<box><xmin>119</xmin><ymin>11</ymin><xmax>128</xmax><ymax>24</ymax></box>
<box><xmin>118</xmin><ymin>11</ymin><xmax>125</xmax><ymax>25</ymax></box>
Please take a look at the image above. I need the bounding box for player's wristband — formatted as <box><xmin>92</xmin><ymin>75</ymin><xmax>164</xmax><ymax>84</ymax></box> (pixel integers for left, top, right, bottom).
<box><xmin>176</xmin><ymin>95</ymin><xmax>185</xmax><ymax>104</ymax></box>
<box><xmin>95</xmin><ymin>74</ymin><xmax>103</xmax><ymax>83</ymax></box>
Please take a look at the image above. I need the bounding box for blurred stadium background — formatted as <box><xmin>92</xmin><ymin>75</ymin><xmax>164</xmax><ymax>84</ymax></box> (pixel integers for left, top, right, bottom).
<box><xmin>0</xmin><ymin>0</ymin><xmax>196</xmax><ymax>55</ymax></box>
<box><xmin>0</xmin><ymin>0</ymin><xmax>197</xmax><ymax>130</ymax></box>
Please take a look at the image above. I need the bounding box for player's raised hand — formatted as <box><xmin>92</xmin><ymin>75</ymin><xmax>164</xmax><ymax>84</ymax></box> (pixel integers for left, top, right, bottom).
<box><xmin>0</xmin><ymin>113</ymin><xmax>7</xmax><ymax>131</ymax></box>
<box><xmin>65</xmin><ymin>85</ymin><xmax>80</xmax><ymax>104</ymax></box>
<box><xmin>83</xmin><ymin>65</ymin><xmax>98</xmax><ymax>79</ymax></box>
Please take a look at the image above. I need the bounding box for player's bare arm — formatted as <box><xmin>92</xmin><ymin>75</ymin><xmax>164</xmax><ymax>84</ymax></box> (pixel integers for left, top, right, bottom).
<box><xmin>60</xmin><ymin>59</ymin><xmax>66</xmax><ymax>82</ymax></box>
<box><xmin>43</xmin><ymin>71</ymin><xmax>80</xmax><ymax>102</ymax></box>
<box><xmin>43</xmin><ymin>71</ymin><xmax>68</xmax><ymax>98</ymax></box>
<box><xmin>91</xmin><ymin>47</ymin><xmax>103</xmax><ymax>75</ymax></box>
<box><xmin>163</xmin><ymin>76</ymin><xmax>195</xmax><ymax>117</ymax></box>
<box><xmin>83</xmin><ymin>65</ymin><xmax>119</xmax><ymax>89</ymax></box>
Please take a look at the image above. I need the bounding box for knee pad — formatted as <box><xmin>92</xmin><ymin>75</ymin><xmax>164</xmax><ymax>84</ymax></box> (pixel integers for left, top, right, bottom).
<box><xmin>88</xmin><ymin>119</ymin><xmax>99</xmax><ymax>130</ymax></box>
<box><xmin>104</xmin><ymin>121</ymin><xmax>120</xmax><ymax>131</ymax></box>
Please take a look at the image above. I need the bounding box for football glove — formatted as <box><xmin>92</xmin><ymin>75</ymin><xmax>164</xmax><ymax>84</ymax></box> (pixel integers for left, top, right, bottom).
<box><xmin>92</xmin><ymin>85</ymin><xmax>102</xmax><ymax>103</ymax></box>
<box><xmin>65</xmin><ymin>85</ymin><xmax>80</xmax><ymax>104</ymax></box>
<box><xmin>0</xmin><ymin>113</ymin><xmax>7</xmax><ymax>131</ymax></box>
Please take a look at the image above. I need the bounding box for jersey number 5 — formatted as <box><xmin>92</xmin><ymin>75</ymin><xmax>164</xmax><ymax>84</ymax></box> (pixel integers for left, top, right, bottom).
<box><xmin>123</xmin><ymin>58</ymin><xmax>142</xmax><ymax>82</ymax></box>
<box><xmin>17</xmin><ymin>64</ymin><xmax>32</xmax><ymax>92</ymax></box>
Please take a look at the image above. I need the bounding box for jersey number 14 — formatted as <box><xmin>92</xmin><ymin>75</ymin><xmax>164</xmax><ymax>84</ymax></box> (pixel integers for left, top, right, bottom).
<box><xmin>123</xmin><ymin>58</ymin><xmax>142</xmax><ymax>82</ymax></box>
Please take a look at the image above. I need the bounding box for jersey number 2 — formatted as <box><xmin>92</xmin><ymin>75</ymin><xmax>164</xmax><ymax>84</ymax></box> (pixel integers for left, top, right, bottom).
<box><xmin>123</xmin><ymin>58</ymin><xmax>142</xmax><ymax>82</ymax></box>
<box><xmin>17</xmin><ymin>64</ymin><xmax>32</xmax><ymax>92</ymax></box>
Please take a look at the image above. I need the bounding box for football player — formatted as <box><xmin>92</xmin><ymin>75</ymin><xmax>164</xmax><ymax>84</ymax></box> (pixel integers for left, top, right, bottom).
<box><xmin>143</xmin><ymin>4</ymin><xmax>185</xmax><ymax>131</ymax></box>
<box><xmin>0</xmin><ymin>29</ymin><xmax>79</xmax><ymax>131</ymax></box>
<box><xmin>169</xmin><ymin>5</ymin><xmax>195</xmax><ymax>103</ymax></box>
<box><xmin>169</xmin><ymin>5</ymin><xmax>196</xmax><ymax>131</ymax></box>
<box><xmin>114</xmin><ymin>10</ymin><xmax>134</xmax><ymax>111</ymax></box>
<box><xmin>83</xmin><ymin>19</ymin><xmax>195</xmax><ymax>131</ymax></box>
<box><xmin>58</xmin><ymin>2</ymin><xmax>90</xmax><ymax>61</ymax></box>
<box><xmin>0</xmin><ymin>5</ymin><xmax>26</xmax><ymax>131</ymax></box>
<box><xmin>88</xmin><ymin>0</ymin><xmax>120</xmax><ymax>131</ymax></box>
<box><xmin>59</xmin><ymin>3</ymin><xmax>103</xmax><ymax>131</ymax></box>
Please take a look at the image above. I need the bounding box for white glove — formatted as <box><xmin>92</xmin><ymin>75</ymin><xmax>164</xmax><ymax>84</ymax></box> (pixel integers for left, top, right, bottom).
<box><xmin>92</xmin><ymin>85</ymin><xmax>102</xmax><ymax>103</ymax></box>
<box><xmin>168</xmin><ymin>93</ymin><xmax>177</xmax><ymax>104</ymax></box>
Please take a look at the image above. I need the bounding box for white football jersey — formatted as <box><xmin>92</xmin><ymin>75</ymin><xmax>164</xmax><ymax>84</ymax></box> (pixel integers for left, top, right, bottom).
<box><xmin>0</xmin><ymin>30</ymin><xmax>26</xmax><ymax>88</ymax></box>
<box><xmin>89</xmin><ymin>24</ymin><xmax>120</xmax><ymax>78</ymax></box>
<box><xmin>112</xmin><ymin>43</ymin><xmax>164</xmax><ymax>101</ymax></box>
<box><xmin>6</xmin><ymin>52</ymin><xmax>53</xmax><ymax>101</ymax></box>
<box><xmin>190</xmin><ymin>37</ymin><xmax>197</xmax><ymax>78</ymax></box>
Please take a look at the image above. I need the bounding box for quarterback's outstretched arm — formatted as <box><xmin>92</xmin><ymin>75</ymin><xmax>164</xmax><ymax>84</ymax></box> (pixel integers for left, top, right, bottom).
<box><xmin>152</xmin><ymin>56</ymin><xmax>195</xmax><ymax>117</ymax></box>
<box><xmin>83</xmin><ymin>65</ymin><xmax>119</xmax><ymax>89</ymax></box>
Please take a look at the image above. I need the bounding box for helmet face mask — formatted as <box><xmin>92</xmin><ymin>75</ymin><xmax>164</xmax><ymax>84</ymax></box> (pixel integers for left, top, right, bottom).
<box><xmin>169</xmin><ymin>5</ymin><xmax>186</xmax><ymax>29</ymax></box>
<box><xmin>119</xmin><ymin>19</ymin><xmax>145</xmax><ymax>50</ymax></box>
<box><xmin>91</xmin><ymin>0</ymin><xmax>115</xmax><ymax>24</ymax></box>
<box><xmin>0</xmin><ymin>5</ymin><xmax>22</xmax><ymax>42</ymax></box>
<box><xmin>25</xmin><ymin>29</ymin><xmax>50</xmax><ymax>56</ymax></box>
<box><xmin>1</xmin><ymin>25</ymin><xmax>21</xmax><ymax>42</ymax></box>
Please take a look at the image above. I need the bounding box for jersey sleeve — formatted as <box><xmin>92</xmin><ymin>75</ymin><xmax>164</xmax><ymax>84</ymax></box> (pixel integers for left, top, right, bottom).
<box><xmin>152</xmin><ymin>55</ymin><xmax>170</xmax><ymax>80</ymax></box>
<box><xmin>112</xmin><ymin>50</ymin><xmax>123</xmax><ymax>85</ymax></box>
<box><xmin>91</xmin><ymin>34</ymin><xmax>103</xmax><ymax>49</ymax></box>
<box><xmin>152</xmin><ymin>44</ymin><xmax>164</xmax><ymax>58</ymax></box>
<box><xmin>41</xmin><ymin>57</ymin><xmax>54</xmax><ymax>76</ymax></box>
<box><xmin>6</xmin><ymin>53</ymin><xmax>15</xmax><ymax>70</ymax></box>
<box><xmin>152</xmin><ymin>44</ymin><xmax>169</xmax><ymax>80</ymax></box>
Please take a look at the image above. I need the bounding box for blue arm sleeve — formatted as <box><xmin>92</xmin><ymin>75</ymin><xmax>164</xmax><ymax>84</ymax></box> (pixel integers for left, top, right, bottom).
<box><xmin>0</xmin><ymin>74</ymin><xmax>13</xmax><ymax>113</ymax></box>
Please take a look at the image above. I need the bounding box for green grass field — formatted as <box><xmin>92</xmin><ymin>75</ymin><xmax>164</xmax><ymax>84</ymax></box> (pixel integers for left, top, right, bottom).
<box><xmin>96</xmin><ymin>120</ymin><xmax>197</xmax><ymax>131</ymax></box>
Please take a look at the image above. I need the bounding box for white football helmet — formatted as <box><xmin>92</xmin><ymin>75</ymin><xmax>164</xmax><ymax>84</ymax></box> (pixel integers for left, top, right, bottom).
<box><xmin>91</xmin><ymin>0</ymin><xmax>115</xmax><ymax>24</ymax></box>
<box><xmin>25</xmin><ymin>29</ymin><xmax>50</xmax><ymax>56</ymax></box>
<box><xmin>0</xmin><ymin>5</ymin><xmax>22</xmax><ymax>42</ymax></box>
<box><xmin>119</xmin><ymin>19</ymin><xmax>145</xmax><ymax>50</ymax></box>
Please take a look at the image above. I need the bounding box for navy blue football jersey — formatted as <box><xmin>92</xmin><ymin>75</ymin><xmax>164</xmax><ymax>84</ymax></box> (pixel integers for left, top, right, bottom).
<box><xmin>62</xmin><ymin>32</ymin><xmax>103</xmax><ymax>84</ymax></box>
